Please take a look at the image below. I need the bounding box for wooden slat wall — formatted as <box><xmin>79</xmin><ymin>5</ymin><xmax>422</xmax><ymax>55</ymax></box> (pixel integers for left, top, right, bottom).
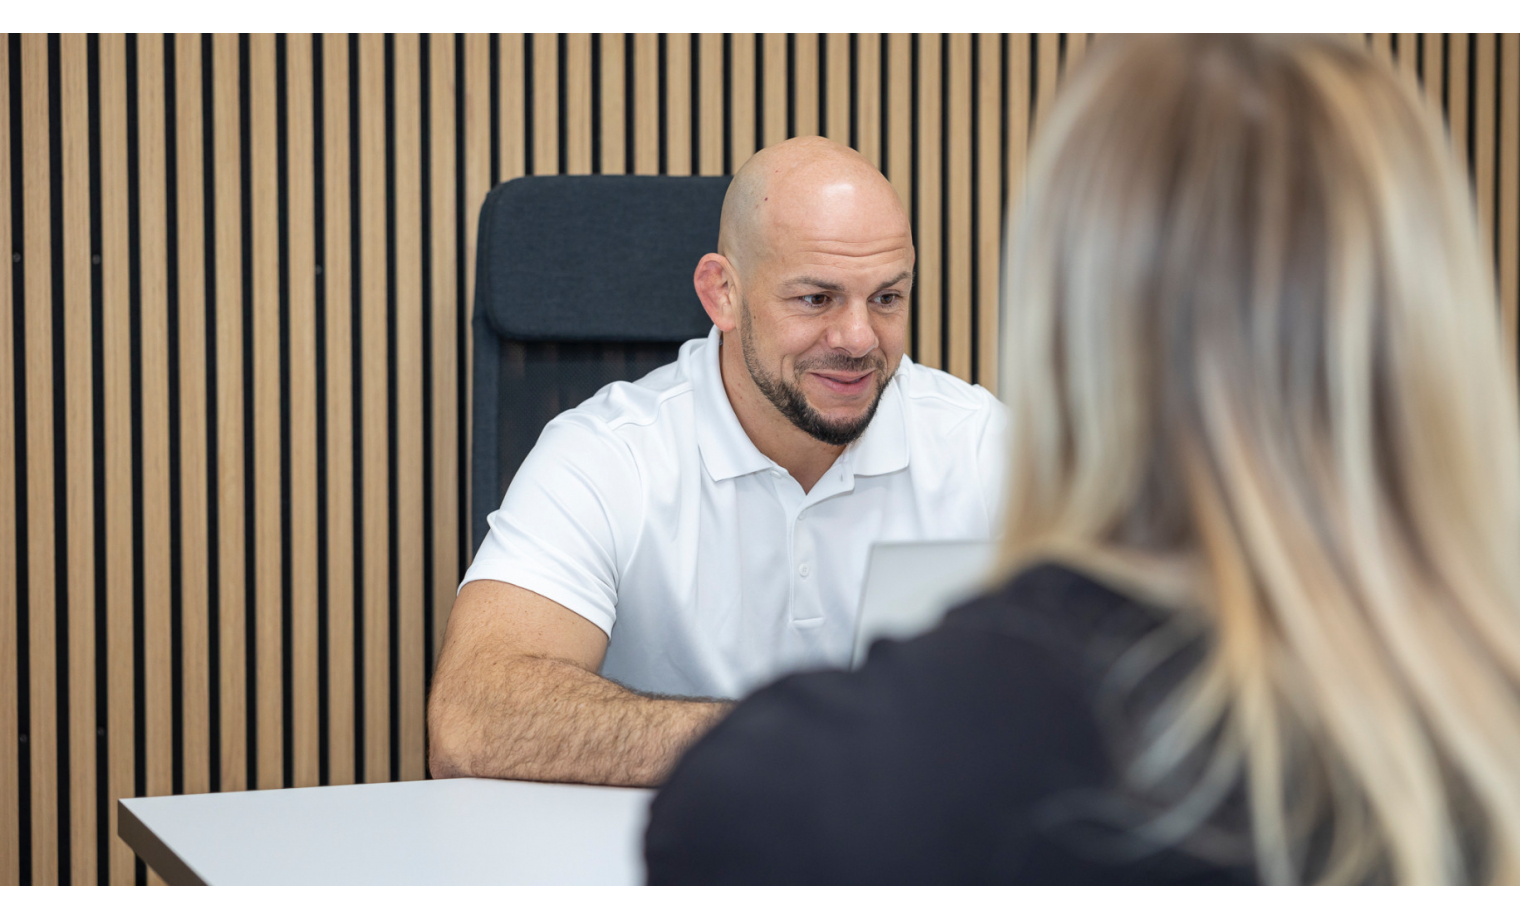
<box><xmin>3</xmin><ymin>32</ymin><xmax>1519</xmax><ymax>885</ymax></box>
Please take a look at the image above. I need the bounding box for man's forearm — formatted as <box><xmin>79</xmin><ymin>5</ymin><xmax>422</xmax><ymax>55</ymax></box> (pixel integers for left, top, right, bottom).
<box><xmin>429</xmin><ymin>655</ymin><xmax>732</xmax><ymax>787</ymax></box>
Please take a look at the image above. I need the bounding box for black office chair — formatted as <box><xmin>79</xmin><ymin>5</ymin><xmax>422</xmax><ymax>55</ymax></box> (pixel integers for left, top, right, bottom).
<box><xmin>469</xmin><ymin>174</ymin><xmax>732</xmax><ymax>554</ymax></box>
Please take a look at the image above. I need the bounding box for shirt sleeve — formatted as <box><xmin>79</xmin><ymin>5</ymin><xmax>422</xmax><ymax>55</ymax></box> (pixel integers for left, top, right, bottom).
<box><xmin>460</xmin><ymin>411</ymin><xmax>643</xmax><ymax>638</ymax></box>
<box><xmin>975</xmin><ymin>388</ymin><xmax>1010</xmax><ymax>535</ymax></box>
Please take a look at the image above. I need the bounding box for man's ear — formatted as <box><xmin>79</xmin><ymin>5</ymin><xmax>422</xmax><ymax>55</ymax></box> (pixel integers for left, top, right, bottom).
<box><xmin>693</xmin><ymin>253</ymin><xmax>739</xmax><ymax>333</ymax></box>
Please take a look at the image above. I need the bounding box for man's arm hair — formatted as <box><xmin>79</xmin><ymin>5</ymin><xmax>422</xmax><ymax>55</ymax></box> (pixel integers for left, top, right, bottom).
<box><xmin>427</xmin><ymin>580</ymin><xmax>732</xmax><ymax>787</ymax></box>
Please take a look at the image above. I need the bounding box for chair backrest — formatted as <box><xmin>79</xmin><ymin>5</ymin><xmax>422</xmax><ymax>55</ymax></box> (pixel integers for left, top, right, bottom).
<box><xmin>470</xmin><ymin>174</ymin><xmax>732</xmax><ymax>553</ymax></box>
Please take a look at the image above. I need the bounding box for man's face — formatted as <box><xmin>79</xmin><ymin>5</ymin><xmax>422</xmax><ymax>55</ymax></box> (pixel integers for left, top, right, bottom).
<box><xmin>732</xmin><ymin>204</ymin><xmax>914</xmax><ymax>446</ymax></box>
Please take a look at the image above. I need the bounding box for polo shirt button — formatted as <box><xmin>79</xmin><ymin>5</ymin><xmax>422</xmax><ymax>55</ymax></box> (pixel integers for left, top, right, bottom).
<box><xmin>798</xmin><ymin>563</ymin><xmax>810</xmax><ymax>578</ymax></box>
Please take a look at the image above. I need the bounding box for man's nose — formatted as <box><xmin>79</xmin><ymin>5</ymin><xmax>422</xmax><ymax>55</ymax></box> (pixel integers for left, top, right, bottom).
<box><xmin>827</xmin><ymin>299</ymin><xmax>879</xmax><ymax>358</ymax></box>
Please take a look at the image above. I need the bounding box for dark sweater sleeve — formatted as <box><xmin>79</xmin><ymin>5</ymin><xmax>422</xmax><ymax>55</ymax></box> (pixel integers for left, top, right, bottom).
<box><xmin>643</xmin><ymin>623</ymin><xmax>1115</xmax><ymax>884</ymax></box>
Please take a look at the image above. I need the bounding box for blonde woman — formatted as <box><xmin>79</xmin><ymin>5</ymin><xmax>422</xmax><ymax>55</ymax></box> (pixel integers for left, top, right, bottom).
<box><xmin>643</xmin><ymin>34</ymin><xmax>1520</xmax><ymax>884</ymax></box>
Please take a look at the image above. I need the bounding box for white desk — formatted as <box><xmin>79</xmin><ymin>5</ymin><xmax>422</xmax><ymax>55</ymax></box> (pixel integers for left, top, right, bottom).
<box><xmin>118</xmin><ymin>778</ymin><xmax>656</xmax><ymax>885</ymax></box>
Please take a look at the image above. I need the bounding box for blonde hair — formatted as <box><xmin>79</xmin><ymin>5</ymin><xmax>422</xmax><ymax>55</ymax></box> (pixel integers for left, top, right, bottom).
<box><xmin>998</xmin><ymin>34</ymin><xmax>1520</xmax><ymax>884</ymax></box>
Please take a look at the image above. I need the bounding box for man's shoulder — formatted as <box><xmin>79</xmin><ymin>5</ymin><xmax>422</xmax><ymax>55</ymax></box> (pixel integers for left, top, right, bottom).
<box><xmin>893</xmin><ymin>359</ymin><xmax>1004</xmax><ymax>425</ymax></box>
<box><xmin>554</xmin><ymin>352</ymin><xmax>699</xmax><ymax>439</ymax></box>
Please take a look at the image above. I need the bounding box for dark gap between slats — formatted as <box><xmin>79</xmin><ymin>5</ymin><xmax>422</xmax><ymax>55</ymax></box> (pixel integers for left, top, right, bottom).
<box><xmin>819</xmin><ymin>34</ymin><xmax>828</xmax><ymax>139</ymax></box>
<box><xmin>347</xmin><ymin>32</ymin><xmax>366</xmax><ymax>786</ymax></box>
<box><xmin>420</xmin><ymin>34</ymin><xmax>438</xmax><ymax>714</ymax></box>
<box><xmin>238</xmin><ymin>31</ymin><xmax>258</xmax><ymax>797</ymax></box>
<box><xmin>9</xmin><ymin>30</ymin><xmax>35</xmax><ymax>889</ymax></box>
<box><xmin>557</xmin><ymin>33</ymin><xmax>568</xmax><ymax>175</ymax></box>
<box><xmin>87</xmin><ymin>31</ymin><xmax>111</xmax><ymax>884</ymax></box>
<box><xmin>623</xmin><ymin>35</ymin><xmax>635</xmax><ymax>174</ymax></box>
<box><xmin>721</xmin><ymin>33</ymin><xmax>731</xmax><ymax>174</ymax></box>
<box><xmin>453</xmin><ymin>34</ymin><xmax>469</xmax><ymax>583</ymax></box>
<box><xmin>488</xmin><ymin>34</ymin><xmax>499</xmax><ymax>185</ymax></box>
<box><xmin>312</xmin><ymin>34</ymin><xmax>330</xmax><ymax>791</ymax></box>
<box><xmin>523</xmin><ymin>35</ymin><xmax>534</xmax><ymax>176</ymax></box>
<box><xmin>786</xmin><ymin>33</ymin><xmax>796</xmax><ymax>140</ymax></box>
<box><xmin>938</xmin><ymin>34</ymin><xmax>950</xmax><ymax>372</ymax></box>
<box><xmin>908</xmin><ymin>33</ymin><xmax>919</xmax><ymax>364</ymax></box>
<box><xmin>753</xmin><ymin>34</ymin><xmax>764</xmax><ymax>153</ymax></box>
<box><xmin>199</xmin><ymin>31</ymin><xmax>222</xmax><ymax>799</ymax></box>
<box><xmin>848</xmin><ymin>33</ymin><xmax>858</xmax><ymax>152</ymax></box>
<box><xmin>46</xmin><ymin>32</ymin><xmax>76</xmax><ymax>885</ymax></box>
<box><xmin>276</xmin><ymin>32</ymin><xmax>295</xmax><ymax>793</ymax></box>
<box><xmin>591</xmin><ymin>34</ymin><xmax>602</xmax><ymax>174</ymax></box>
<box><xmin>689</xmin><ymin>33</ymin><xmax>699</xmax><ymax>173</ymax></box>
<box><xmin>658</xmin><ymin>34</ymin><xmax>668</xmax><ymax>174</ymax></box>
<box><xmin>878</xmin><ymin>35</ymin><xmax>888</xmax><ymax>177</ymax></box>
<box><xmin>969</xmin><ymin>35</ymin><xmax>981</xmax><ymax>387</ymax></box>
<box><xmin>1467</xmin><ymin>34</ymin><xmax>1478</xmax><ymax>198</ymax></box>
<box><xmin>163</xmin><ymin>32</ymin><xmax>186</xmax><ymax>803</ymax></box>
<box><xmin>384</xmin><ymin>32</ymin><xmax>401</xmax><ymax>786</ymax></box>
<box><xmin>125</xmin><ymin>31</ymin><xmax>148</xmax><ymax>887</ymax></box>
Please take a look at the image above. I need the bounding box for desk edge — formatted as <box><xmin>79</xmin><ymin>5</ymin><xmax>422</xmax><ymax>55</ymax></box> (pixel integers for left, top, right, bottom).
<box><xmin>118</xmin><ymin>799</ymin><xmax>209</xmax><ymax>886</ymax></box>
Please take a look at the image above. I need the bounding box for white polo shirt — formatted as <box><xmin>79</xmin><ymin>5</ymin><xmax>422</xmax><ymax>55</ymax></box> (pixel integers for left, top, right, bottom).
<box><xmin>462</xmin><ymin>326</ymin><xmax>1007</xmax><ymax>699</ymax></box>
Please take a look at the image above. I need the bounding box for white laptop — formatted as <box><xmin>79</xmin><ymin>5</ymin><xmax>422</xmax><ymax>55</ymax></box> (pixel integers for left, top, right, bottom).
<box><xmin>851</xmin><ymin>540</ymin><xmax>1000</xmax><ymax>668</ymax></box>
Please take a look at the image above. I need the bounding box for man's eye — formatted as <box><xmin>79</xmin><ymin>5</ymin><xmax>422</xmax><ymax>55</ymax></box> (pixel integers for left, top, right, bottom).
<box><xmin>802</xmin><ymin>294</ymin><xmax>830</xmax><ymax>307</ymax></box>
<box><xmin>876</xmin><ymin>293</ymin><xmax>901</xmax><ymax>306</ymax></box>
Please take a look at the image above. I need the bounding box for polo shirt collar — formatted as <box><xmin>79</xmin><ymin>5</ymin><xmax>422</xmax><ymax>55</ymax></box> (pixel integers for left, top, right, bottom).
<box><xmin>692</xmin><ymin>325</ymin><xmax>912</xmax><ymax>483</ymax></box>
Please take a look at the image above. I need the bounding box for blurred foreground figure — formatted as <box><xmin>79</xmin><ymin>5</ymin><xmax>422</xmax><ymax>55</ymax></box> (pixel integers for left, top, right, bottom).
<box><xmin>646</xmin><ymin>34</ymin><xmax>1520</xmax><ymax>884</ymax></box>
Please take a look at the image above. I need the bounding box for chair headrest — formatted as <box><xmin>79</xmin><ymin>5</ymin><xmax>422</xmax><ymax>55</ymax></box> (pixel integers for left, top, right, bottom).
<box><xmin>474</xmin><ymin>174</ymin><xmax>731</xmax><ymax>342</ymax></box>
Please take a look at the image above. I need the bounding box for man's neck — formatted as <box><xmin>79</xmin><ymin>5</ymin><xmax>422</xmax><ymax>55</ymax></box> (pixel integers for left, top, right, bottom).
<box><xmin>717</xmin><ymin>334</ymin><xmax>846</xmax><ymax>494</ymax></box>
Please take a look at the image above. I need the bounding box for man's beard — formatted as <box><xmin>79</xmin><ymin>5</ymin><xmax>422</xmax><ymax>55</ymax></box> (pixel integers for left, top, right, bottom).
<box><xmin>737</xmin><ymin>300</ymin><xmax>893</xmax><ymax>447</ymax></box>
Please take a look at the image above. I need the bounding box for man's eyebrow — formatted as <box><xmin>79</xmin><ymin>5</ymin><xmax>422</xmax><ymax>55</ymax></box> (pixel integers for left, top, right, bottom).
<box><xmin>782</xmin><ymin>271</ymin><xmax>916</xmax><ymax>292</ymax></box>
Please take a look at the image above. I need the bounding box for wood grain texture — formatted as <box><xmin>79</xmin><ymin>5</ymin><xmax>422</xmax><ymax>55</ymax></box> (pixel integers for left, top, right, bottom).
<box><xmin>855</xmin><ymin>34</ymin><xmax>880</xmax><ymax>168</ymax></box>
<box><xmin>729</xmin><ymin>34</ymin><xmax>756</xmax><ymax>168</ymax></box>
<box><xmin>763</xmin><ymin>33</ymin><xmax>787</xmax><ymax>148</ymax></box>
<box><xmin>946</xmin><ymin>33</ymin><xmax>972</xmax><ymax>383</ymax></box>
<box><xmin>1397</xmin><ymin>32</ymin><xmax>1420</xmax><ymax>90</ymax></box>
<box><xmin>393</xmin><ymin>33</ymin><xmax>427</xmax><ymax>784</ymax></box>
<box><xmin>60</xmin><ymin>32</ymin><xmax>97</xmax><ymax>885</ymax></box>
<box><xmin>499</xmin><ymin>34</ymin><xmax>525</xmax><ymax>183</ymax></box>
<box><xmin>885</xmin><ymin>33</ymin><xmax>912</xmax><ymax>353</ymax></box>
<box><xmin>1033</xmin><ymin>32</ymin><xmax>1060</xmax><ymax>140</ymax></box>
<box><xmin>172</xmin><ymin>33</ymin><xmax>210</xmax><ymax>807</ymax></box>
<box><xmin>915</xmin><ymin>34</ymin><xmax>943</xmax><ymax>371</ymax></box>
<box><xmin>634</xmin><ymin>33</ymin><xmax>658</xmax><ymax>175</ymax></box>
<box><xmin>1449</xmin><ymin>35</ymin><xmax>1470</xmax><ymax>178</ymax></box>
<box><xmin>322</xmin><ymin>31</ymin><xmax>356</xmax><ymax>788</ymax></box>
<box><xmin>531</xmin><ymin>33</ymin><xmax>557</xmax><ymax>175</ymax></box>
<box><xmin>598</xmin><ymin>34</ymin><xmax>625</xmax><ymax>175</ymax></box>
<box><xmin>1475</xmin><ymin>34</ymin><xmax>1497</xmax><ymax>255</ymax></box>
<box><xmin>1006</xmin><ymin>34</ymin><xmax>1030</xmax><ymax>227</ymax></box>
<box><xmin>826</xmin><ymin>33</ymin><xmax>850</xmax><ymax>146</ymax></box>
<box><xmin>22</xmin><ymin>32</ymin><xmax>59</xmax><ymax>886</ymax></box>
<box><xmin>666</xmin><ymin>34</ymin><xmax>692</xmax><ymax>176</ymax></box>
<box><xmin>248</xmin><ymin>32</ymin><xmax>282</xmax><ymax>792</ymax></box>
<box><xmin>429</xmin><ymin>32</ymin><xmax>460</xmax><ymax>675</ymax></box>
<box><xmin>976</xmin><ymin>32</ymin><xmax>1001</xmax><ymax>394</ymax></box>
<box><xmin>286</xmin><ymin>33</ymin><xmax>320</xmax><ymax>791</ymax></box>
<box><xmin>699</xmin><ymin>33</ymin><xmax>723</xmax><ymax>175</ymax></box>
<box><xmin>101</xmin><ymin>32</ymin><xmax>139</xmax><ymax>886</ymax></box>
<box><xmin>1422</xmin><ymin>32</ymin><xmax>1445</xmax><ymax>116</ymax></box>
<box><xmin>565</xmin><ymin>34</ymin><xmax>592</xmax><ymax>175</ymax></box>
<box><xmin>794</xmin><ymin>33</ymin><xmax>818</xmax><ymax>138</ymax></box>
<box><xmin>0</xmin><ymin>30</ymin><xmax>16</xmax><ymax>889</ymax></box>
<box><xmin>358</xmin><ymin>32</ymin><xmax>390</xmax><ymax>784</ymax></box>
<box><xmin>1065</xmin><ymin>32</ymin><xmax>1087</xmax><ymax>75</ymax></box>
<box><xmin>211</xmin><ymin>32</ymin><xmax>246</xmax><ymax>799</ymax></box>
<box><xmin>461</xmin><ymin>33</ymin><xmax>488</xmax><ymax>575</ymax></box>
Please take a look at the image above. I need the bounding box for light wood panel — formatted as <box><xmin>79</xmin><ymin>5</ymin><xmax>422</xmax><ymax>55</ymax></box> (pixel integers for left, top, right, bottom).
<box><xmin>7</xmin><ymin>32</ymin><xmax>1520</xmax><ymax>884</ymax></box>
<box><xmin>0</xmin><ymin>29</ymin><xmax>17</xmax><ymax>889</ymax></box>
<box><xmin>60</xmin><ymin>32</ymin><xmax>96</xmax><ymax>886</ymax></box>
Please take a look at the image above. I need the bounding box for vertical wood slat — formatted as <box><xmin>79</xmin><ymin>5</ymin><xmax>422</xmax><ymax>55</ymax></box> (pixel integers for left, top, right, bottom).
<box><xmin>976</xmin><ymin>33</ymin><xmax>1002</xmax><ymax>394</ymax></box>
<box><xmin>531</xmin><ymin>33</ymin><xmax>557</xmax><ymax>175</ymax></box>
<box><xmin>22</xmin><ymin>32</ymin><xmax>59</xmax><ymax>887</ymax></box>
<box><xmin>826</xmin><ymin>33</ymin><xmax>850</xmax><ymax>146</ymax></box>
<box><xmin>915</xmin><ymin>34</ymin><xmax>943</xmax><ymax>371</ymax></box>
<box><xmin>358</xmin><ymin>31</ymin><xmax>390</xmax><ymax>783</ymax></box>
<box><xmin>136</xmin><ymin>34</ymin><xmax>172</xmax><ymax>886</ymax></box>
<box><xmin>793</xmin><ymin>33</ymin><xmax>818</xmax><ymax>138</ymax></box>
<box><xmin>499</xmin><ymin>34</ymin><xmax>525</xmax><ymax>184</ymax></box>
<box><xmin>1450</xmin><ymin>35</ymin><xmax>1470</xmax><ymax>178</ymax></box>
<box><xmin>598</xmin><ymin>34</ymin><xmax>625</xmax><ymax>175</ymax></box>
<box><xmin>1033</xmin><ymin>32</ymin><xmax>1060</xmax><ymax>140</ymax></box>
<box><xmin>1475</xmin><ymin>34</ymin><xmax>1497</xmax><ymax>257</ymax></box>
<box><xmin>1006</xmin><ymin>35</ymin><xmax>1031</xmax><ymax>233</ymax></box>
<box><xmin>393</xmin><ymin>33</ymin><xmax>426</xmax><ymax>784</ymax></box>
<box><xmin>946</xmin><ymin>34</ymin><xmax>972</xmax><ymax>383</ymax></box>
<box><xmin>763</xmin><ymin>33</ymin><xmax>787</xmax><ymax>148</ymax></box>
<box><xmin>172</xmin><ymin>33</ymin><xmax>210</xmax><ymax>806</ymax></box>
<box><xmin>885</xmin><ymin>34</ymin><xmax>911</xmax><ymax>353</ymax></box>
<box><xmin>729</xmin><ymin>34</ymin><xmax>756</xmax><ymax>168</ymax></box>
<box><xmin>211</xmin><ymin>31</ymin><xmax>246</xmax><ymax>800</ymax></box>
<box><xmin>666</xmin><ymin>34</ymin><xmax>691</xmax><ymax>176</ymax></box>
<box><xmin>0</xmin><ymin>30</ymin><xmax>16</xmax><ymax>889</ymax></box>
<box><xmin>698</xmin><ymin>33</ymin><xmax>723</xmax><ymax>176</ymax></box>
<box><xmin>287</xmin><ymin>33</ymin><xmax>319</xmax><ymax>791</ymax></box>
<box><xmin>248</xmin><ymin>32</ymin><xmax>281</xmax><ymax>793</ymax></box>
<box><xmin>855</xmin><ymin>35</ymin><xmax>881</xmax><ymax>170</ymax></box>
<box><xmin>429</xmin><ymin>33</ymin><xmax>460</xmax><ymax>674</ymax></box>
<box><xmin>322</xmin><ymin>31</ymin><xmax>356</xmax><ymax>788</ymax></box>
<box><xmin>60</xmin><ymin>32</ymin><xmax>97</xmax><ymax>886</ymax></box>
<box><xmin>461</xmin><ymin>34</ymin><xmax>489</xmax><ymax>586</ymax></box>
<box><xmin>1397</xmin><ymin>32</ymin><xmax>1420</xmax><ymax>90</ymax></box>
<box><xmin>1422</xmin><ymin>32</ymin><xmax>1445</xmax><ymax>118</ymax></box>
<box><xmin>1064</xmin><ymin>32</ymin><xmax>1088</xmax><ymax>75</ymax></box>
<box><xmin>102</xmin><ymin>31</ymin><xmax>138</xmax><ymax>886</ymax></box>
<box><xmin>1501</xmin><ymin>33</ymin><xmax>1519</xmax><ymax>367</ymax></box>
<box><xmin>633</xmin><ymin>34</ymin><xmax>658</xmax><ymax>175</ymax></box>
<box><xmin>565</xmin><ymin>34</ymin><xmax>591</xmax><ymax>176</ymax></box>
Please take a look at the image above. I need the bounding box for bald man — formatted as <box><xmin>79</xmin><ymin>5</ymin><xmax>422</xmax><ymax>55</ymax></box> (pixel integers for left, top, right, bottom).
<box><xmin>428</xmin><ymin>138</ymin><xmax>1007</xmax><ymax>787</ymax></box>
